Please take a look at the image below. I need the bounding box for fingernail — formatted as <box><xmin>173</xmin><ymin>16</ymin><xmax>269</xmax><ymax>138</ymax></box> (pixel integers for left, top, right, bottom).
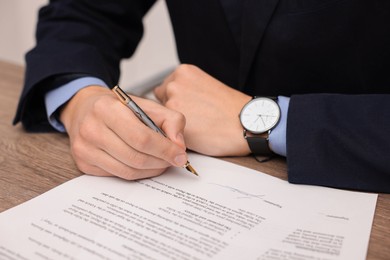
<box><xmin>174</xmin><ymin>154</ymin><xmax>187</xmax><ymax>167</ymax></box>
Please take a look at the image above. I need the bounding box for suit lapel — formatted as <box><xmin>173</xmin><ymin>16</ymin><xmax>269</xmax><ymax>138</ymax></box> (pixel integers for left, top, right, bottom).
<box><xmin>239</xmin><ymin>0</ymin><xmax>280</xmax><ymax>89</ymax></box>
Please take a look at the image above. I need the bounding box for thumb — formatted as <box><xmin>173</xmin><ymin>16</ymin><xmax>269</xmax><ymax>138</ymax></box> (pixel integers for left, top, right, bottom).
<box><xmin>172</xmin><ymin>132</ymin><xmax>186</xmax><ymax>150</ymax></box>
<box><xmin>159</xmin><ymin>111</ymin><xmax>187</xmax><ymax>150</ymax></box>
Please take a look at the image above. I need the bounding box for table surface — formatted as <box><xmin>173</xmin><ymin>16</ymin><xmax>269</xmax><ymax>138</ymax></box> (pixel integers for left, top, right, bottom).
<box><xmin>0</xmin><ymin>60</ymin><xmax>389</xmax><ymax>259</ymax></box>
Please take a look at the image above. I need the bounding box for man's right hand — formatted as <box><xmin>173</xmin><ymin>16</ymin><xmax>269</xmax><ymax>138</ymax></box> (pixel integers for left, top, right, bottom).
<box><xmin>59</xmin><ymin>86</ymin><xmax>188</xmax><ymax>180</ymax></box>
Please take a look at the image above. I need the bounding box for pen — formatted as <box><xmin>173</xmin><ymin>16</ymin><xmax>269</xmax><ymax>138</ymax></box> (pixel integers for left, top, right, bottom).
<box><xmin>112</xmin><ymin>85</ymin><xmax>198</xmax><ymax>176</ymax></box>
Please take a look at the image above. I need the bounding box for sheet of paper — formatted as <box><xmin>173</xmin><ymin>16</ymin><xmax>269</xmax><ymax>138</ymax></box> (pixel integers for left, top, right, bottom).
<box><xmin>0</xmin><ymin>154</ymin><xmax>377</xmax><ymax>260</ymax></box>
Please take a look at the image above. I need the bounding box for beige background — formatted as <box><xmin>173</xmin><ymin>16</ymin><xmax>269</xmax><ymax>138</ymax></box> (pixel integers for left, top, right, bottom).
<box><xmin>0</xmin><ymin>0</ymin><xmax>178</xmax><ymax>89</ymax></box>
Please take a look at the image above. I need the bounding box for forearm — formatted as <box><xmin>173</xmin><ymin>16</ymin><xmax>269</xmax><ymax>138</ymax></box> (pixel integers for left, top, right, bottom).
<box><xmin>14</xmin><ymin>0</ymin><xmax>155</xmax><ymax>131</ymax></box>
<box><xmin>286</xmin><ymin>94</ymin><xmax>390</xmax><ymax>193</ymax></box>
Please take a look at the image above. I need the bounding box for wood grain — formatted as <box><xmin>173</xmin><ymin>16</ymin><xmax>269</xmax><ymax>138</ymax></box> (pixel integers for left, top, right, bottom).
<box><xmin>0</xmin><ymin>60</ymin><xmax>388</xmax><ymax>259</ymax></box>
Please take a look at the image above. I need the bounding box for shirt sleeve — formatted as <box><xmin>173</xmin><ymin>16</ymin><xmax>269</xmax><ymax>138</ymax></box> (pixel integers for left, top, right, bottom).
<box><xmin>44</xmin><ymin>77</ymin><xmax>108</xmax><ymax>132</ymax></box>
<box><xmin>268</xmin><ymin>96</ymin><xmax>290</xmax><ymax>157</ymax></box>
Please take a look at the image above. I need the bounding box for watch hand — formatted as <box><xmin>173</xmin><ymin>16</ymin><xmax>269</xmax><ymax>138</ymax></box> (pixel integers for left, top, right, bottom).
<box><xmin>259</xmin><ymin>115</ymin><xmax>266</xmax><ymax>127</ymax></box>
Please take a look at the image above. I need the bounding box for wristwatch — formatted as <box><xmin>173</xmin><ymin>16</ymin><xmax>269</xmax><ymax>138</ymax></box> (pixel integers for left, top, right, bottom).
<box><xmin>239</xmin><ymin>97</ymin><xmax>280</xmax><ymax>155</ymax></box>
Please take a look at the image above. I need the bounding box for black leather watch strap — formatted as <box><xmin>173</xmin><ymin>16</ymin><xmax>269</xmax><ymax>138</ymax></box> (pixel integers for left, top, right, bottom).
<box><xmin>253</xmin><ymin>96</ymin><xmax>277</xmax><ymax>101</ymax></box>
<box><xmin>246</xmin><ymin>135</ymin><xmax>273</xmax><ymax>155</ymax></box>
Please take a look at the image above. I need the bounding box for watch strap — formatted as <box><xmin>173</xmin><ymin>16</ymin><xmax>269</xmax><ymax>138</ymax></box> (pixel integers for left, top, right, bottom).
<box><xmin>253</xmin><ymin>96</ymin><xmax>277</xmax><ymax>101</ymax></box>
<box><xmin>245</xmin><ymin>135</ymin><xmax>273</xmax><ymax>155</ymax></box>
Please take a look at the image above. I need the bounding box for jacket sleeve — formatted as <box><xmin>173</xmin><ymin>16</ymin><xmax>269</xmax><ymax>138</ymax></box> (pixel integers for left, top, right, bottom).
<box><xmin>287</xmin><ymin>94</ymin><xmax>390</xmax><ymax>193</ymax></box>
<box><xmin>14</xmin><ymin>0</ymin><xmax>155</xmax><ymax>132</ymax></box>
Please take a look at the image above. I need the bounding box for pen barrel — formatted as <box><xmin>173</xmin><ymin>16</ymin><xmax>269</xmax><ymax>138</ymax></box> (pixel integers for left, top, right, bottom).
<box><xmin>127</xmin><ymin>101</ymin><xmax>167</xmax><ymax>137</ymax></box>
<box><xmin>112</xmin><ymin>86</ymin><xmax>198</xmax><ymax>176</ymax></box>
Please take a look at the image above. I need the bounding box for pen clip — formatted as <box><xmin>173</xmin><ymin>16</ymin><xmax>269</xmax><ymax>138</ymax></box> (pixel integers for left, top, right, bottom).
<box><xmin>112</xmin><ymin>85</ymin><xmax>130</xmax><ymax>104</ymax></box>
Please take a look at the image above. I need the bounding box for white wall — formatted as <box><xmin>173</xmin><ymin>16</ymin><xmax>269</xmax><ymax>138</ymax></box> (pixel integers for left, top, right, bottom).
<box><xmin>0</xmin><ymin>0</ymin><xmax>178</xmax><ymax>90</ymax></box>
<box><xmin>0</xmin><ymin>0</ymin><xmax>46</xmax><ymax>65</ymax></box>
<box><xmin>120</xmin><ymin>0</ymin><xmax>179</xmax><ymax>89</ymax></box>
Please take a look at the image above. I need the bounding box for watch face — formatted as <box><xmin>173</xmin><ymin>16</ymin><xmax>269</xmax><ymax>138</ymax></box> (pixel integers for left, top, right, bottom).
<box><xmin>239</xmin><ymin>97</ymin><xmax>281</xmax><ymax>134</ymax></box>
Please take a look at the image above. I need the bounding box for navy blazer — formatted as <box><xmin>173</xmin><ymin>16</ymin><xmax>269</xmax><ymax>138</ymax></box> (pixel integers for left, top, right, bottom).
<box><xmin>14</xmin><ymin>0</ymin><xmax>390</xmax><ymax>192</ymax></box>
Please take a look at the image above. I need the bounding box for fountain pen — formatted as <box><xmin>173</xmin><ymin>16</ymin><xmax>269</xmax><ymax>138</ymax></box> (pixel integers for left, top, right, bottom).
<box><xmin>112</xmin><ymin>85</ymin><xmax>198</xmax><ymax>176</ymax></box>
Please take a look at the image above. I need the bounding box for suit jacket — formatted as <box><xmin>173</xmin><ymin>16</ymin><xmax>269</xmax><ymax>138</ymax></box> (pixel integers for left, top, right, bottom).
<box><xmin>14</xmin><ymin>0</ymin><xmax>390</xmax><ymax>192</ymax></box>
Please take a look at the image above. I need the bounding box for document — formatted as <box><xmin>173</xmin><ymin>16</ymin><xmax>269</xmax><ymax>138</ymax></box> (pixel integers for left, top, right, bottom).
<box><xmin>0</xmin><ymin>154</ymin><xmax>377</xmax><ymax>260</ymax></box>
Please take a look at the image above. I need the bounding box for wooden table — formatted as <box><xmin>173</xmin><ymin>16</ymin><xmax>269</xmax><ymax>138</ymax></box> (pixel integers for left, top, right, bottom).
<box><xmin>0</xmin><ymin>60</ymin><xmax>389</xmax><ymax>259</ymax></box>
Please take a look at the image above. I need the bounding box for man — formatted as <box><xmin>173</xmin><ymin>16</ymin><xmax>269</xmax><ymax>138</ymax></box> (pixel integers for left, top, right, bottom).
<box><xmin>14</xmin><ymin>0</ymin><xmax>390</xmax><ymax>192</ymax></box>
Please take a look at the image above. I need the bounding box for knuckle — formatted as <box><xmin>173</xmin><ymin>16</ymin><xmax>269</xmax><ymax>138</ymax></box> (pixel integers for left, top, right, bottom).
<box><xmin>71</xmin><ymin>153</ymin><xmax>93</xmax><ymax>175</ymax></box>
<box><xmin>70</xmin><ymin>138</ymin><xmax>86</xmax><ymax>160</ymax></box>
<box><xmin>164</xmin><ymin>98</ymin><xmax>180</xmax><ymax>109</ymax></box>
<box><xmin>174</xmin><ymin>111</ymin><xmax>186</xmax><ymax>124</ymax></box>
<box><xmin>176</xmin><ymin>64</ymin><xmax>195</xmax><ymax>74</ymax></box>
<box><xmin>129</xmin><ymin>153</ymin><xmax>148</xmax><ymax>169</ymax></box>
<box><xmin>133</xmin><ymin>132</ymin><xmax>152</xmax><ymax>151</ymax></box>
<box><xmin>165</xmin><ymin>81</ymin><xmax>180</xmax><ymax>96</ymax></box>
<box><xmin>78</xmin><ymin>120</ymin><xmax>101</xmax><ymax>143</ymax></box>
<box><xmin>170</xmin><ymin>110</ymin><xmax>186</xmax><ymax>126</ymax></box>
<box><xmin>92</xmin><ymin>96</ymin><xmax>108</xmax><ymax>115</ymax></box>
<box><xmin>74</xmin><ymin>158</ymin><xmax>92</xmax><ymax>174</ymax></box>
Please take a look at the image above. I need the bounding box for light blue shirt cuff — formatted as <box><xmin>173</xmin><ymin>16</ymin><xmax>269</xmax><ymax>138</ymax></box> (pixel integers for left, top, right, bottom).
<box><xmin>269</xmin><ymin>96</ymin><xmax>290</xmax><ymax>157</ymax></box>
<box><xmin>44</xmin><ymin>77</ymin><xmax>108</xmax><ymax>132</ymax></box>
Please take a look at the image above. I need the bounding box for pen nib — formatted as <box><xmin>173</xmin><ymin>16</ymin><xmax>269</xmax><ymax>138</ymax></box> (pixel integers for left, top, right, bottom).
<box><xmin>184</xmin><ymin>161</ymin><xmax>199</xmax><ymax>176</ymax></box>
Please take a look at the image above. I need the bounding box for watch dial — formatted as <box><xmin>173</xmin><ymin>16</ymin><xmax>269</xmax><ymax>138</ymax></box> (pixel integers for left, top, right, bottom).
<box><xmin>240</xmin><ymin>98</ymin><xmax>280</xmax><ymax>134</ymax></box>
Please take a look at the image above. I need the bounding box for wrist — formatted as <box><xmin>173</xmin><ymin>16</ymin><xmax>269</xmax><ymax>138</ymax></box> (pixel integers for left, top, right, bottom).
<box><xmin>60</xmin><ymin>85</ymin><xmax>108</xmax><ymax>129</ymax></box>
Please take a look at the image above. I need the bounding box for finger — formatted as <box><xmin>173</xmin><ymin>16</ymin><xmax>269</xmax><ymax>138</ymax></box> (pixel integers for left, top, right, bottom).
<box><xmin>80</xmin><ymin>164</ymin><xmax>112</xmax><ymax>177</ymax></box>
<box><xmin>73</xmin><ymin>141</ymin><xmax>165</xmax><ymax>180</ymax></box>
<box><xmin>90</xmin><ymin>148</ymin><xmax>166</xmax><ymax>180</ymax></box>
<box><xmin>98</xmin><ymin>123</ymin><xmax>171</xmax><ymax>170</ymax></box>
<box><xmin>150</xmin><ymin>106</ymin><xmax>187</xmax><ymax>150</ymax></box>
<box><xmin>104</xmin><ymin>98</ymin><xmax>188</xmax><ymax>167</ymax></box>
<box><xmin>133</xmin><ymin>96</ymin><xmax>187</xmax><ymax>150</ymax></box>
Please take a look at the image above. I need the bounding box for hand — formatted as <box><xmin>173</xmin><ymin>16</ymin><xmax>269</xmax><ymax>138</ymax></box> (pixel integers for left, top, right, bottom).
<box><xmin>60</xmin><ymin>85</ymin><xmax>188</xmax><ymax>180</ymax></box>
<box><xmin>154</xmin><ymin>64</ymin><xmax>252</xmax><ymax>156</ymax></box>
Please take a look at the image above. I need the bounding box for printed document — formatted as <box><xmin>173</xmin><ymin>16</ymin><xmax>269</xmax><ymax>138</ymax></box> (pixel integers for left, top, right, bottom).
<box><xmin>0</xmin><ymin>154</ymin><xmax>377</xmax><ymax>260</ymax></box>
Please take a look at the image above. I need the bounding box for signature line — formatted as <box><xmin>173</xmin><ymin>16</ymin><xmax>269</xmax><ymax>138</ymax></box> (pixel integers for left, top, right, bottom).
<box><xmin>208</xmin><ymin>183</ymin><xmax>265</xmax><ymax>200</ymax></box>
